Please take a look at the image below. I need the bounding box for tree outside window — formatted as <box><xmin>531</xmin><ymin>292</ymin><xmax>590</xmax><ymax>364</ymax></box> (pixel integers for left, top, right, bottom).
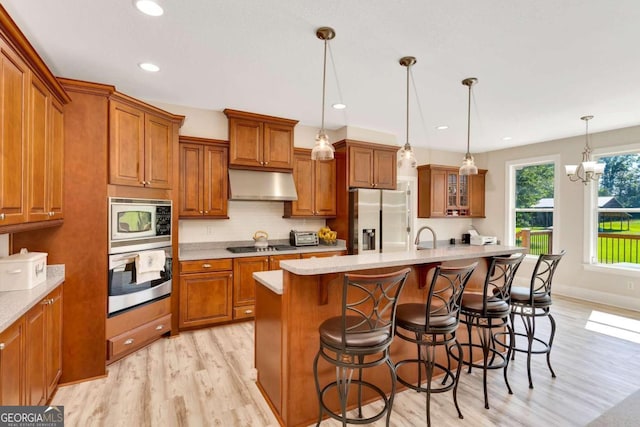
<box><xmin>514</xmin><ymin>163</ymin><xmax>555</xmax><ymax>255</ymax></box>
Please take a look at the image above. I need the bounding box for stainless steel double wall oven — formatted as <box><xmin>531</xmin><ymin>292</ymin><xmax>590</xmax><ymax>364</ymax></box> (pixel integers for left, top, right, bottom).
<box><xmin>107</xmin><ymin>197</ymin><xmax>173</xmax><ymax>317</ymax></box>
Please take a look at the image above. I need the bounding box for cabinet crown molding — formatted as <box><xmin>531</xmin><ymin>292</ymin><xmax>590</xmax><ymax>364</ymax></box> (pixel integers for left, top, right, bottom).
<box><xmin>223</xmin><ymin>108</ymin><xmax>298</xmax><ymax>126</ymax></box>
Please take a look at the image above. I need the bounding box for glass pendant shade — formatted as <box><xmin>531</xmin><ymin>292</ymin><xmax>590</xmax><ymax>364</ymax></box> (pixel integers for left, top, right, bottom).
<box><xmin>397</xmin><ymin>142</ymin><xmax>417</xmax><ymax>168</ymax></box>
<box><xmin>459</xmin><ymin>153</ymin><xmax>478</xmax><ymax>175</ymax></box>
<box><xmin>311</xmin><ymin>129</ymin><xmax>334</xmax><ymax>160</ymax></box>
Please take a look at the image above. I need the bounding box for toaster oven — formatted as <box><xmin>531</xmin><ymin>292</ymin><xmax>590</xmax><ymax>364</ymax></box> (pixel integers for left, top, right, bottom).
<box><xmin>289</xmin><ymin>230</ymin><xmax>319</xmax><ymax>247</ymax></box>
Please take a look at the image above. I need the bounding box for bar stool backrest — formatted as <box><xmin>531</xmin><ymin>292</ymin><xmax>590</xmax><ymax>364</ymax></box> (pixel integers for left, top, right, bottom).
<box><xmin>424</xmin><ymin>263</ymin><xmax>478</xmax><ymax>330</ymax></box>
<box><xmin>529</xmin><ymin>250</ymin><xmax>565</xmax><ymax>303</ymax></box>
<box><xmin>341</xmin><ymin>268</ymin><xmax>412</xmax><ymax>351</ymax></box>
<box><xmin>482</xmin><ymin>253</ymin><xmax>525</xmax><ymax>314</ymax></box>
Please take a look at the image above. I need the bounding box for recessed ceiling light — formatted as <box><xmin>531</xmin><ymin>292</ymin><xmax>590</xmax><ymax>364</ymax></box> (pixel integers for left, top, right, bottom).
<box><xmin>332</xmin><ymin>103</ymin><xmax>346</xmax><ymax>110</ymax></box>
<box><xmin>502</xmin><ymin>136</ymin><xmax>513</xmax><ymax>141</ymax></box>
<box><xmin>139</xmin><ymin>62</ymin><xmax>160</xmax><ymax>72</ymax></box>
<box><xmin>436</xmin><ymin>125</ymin><xmax>449</xmax><ymax>130</ymax></box>
<box><xmin>134</xmin><ymin>0</ymin><xmax>164</xmax><ymax>17</ymax></box>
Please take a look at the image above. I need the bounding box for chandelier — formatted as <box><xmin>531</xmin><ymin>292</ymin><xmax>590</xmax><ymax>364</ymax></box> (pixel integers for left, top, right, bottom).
<box><xmin>311</xmin><ymin>27</ymin><xmax>336</xmax><ymax>161</ymax></box>
<box><xmin>397</xmin><ymin>56</ymin><xmax>418</xmax><ymax>168</ymax></box>
<box><xmin>565</xmin><ymin>115</ymin><xmax>605</xmax><ymax>184</ymax></box>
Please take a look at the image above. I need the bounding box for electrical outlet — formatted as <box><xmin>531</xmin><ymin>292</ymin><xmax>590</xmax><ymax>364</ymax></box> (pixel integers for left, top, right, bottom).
<box><xmin>206</xmin><ymin>226</ymin><xmax>215</xmax><ymax>235</ymax></box>
<box><xmin>627</xmin><ymin>281</ymin><xmax>635</xmax><ymax>290</ymax></box>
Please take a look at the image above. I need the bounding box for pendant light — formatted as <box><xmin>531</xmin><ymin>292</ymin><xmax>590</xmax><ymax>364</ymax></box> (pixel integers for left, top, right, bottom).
<box><xmin>565</xmin><ymin>115</ymin><xmax>606</xmax><ymax>184</ymax></box>
<box><xmin>397</xmin><ymin>56</ymin><xmax>418</xmax><ymax>168</ymax></box>
<box><xmin>311</xmin><ymin>27</ymin><xmax>336</xmax><ymax>161</ymax></box>
<box><xmin>459</xmin><ymin>77</ymin><xmax>479</xmax><ymax>176</ymax></box>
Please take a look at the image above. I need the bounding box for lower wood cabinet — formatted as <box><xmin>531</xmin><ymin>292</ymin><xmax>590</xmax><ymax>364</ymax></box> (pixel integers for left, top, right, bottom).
<box><xmin>0</xmin><ymin>285</ymin><xmax>63</xmax><ymax>406</ymax></box>
<box><xmin>106</xmin><ymin>296</ymin><xmax>171</xmax><ymax>364</ymax></box>
<box><xmin>179</xmin><ymin>259</ymin><xmax>233</xmax><ymax>328</ymax></box>
<box><xmin>233</xmin><ymin>256</ymin><xmax>269</xmax><ymax>319</ymax></box>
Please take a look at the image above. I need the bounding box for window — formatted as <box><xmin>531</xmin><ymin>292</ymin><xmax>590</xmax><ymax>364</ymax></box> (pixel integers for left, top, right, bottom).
<box><xmin>506</xmin><ymin>156</ymin><xmax>559</xmax><ymax>256</ymax></box>
<box><xmin>590</xmin><ymin>148</ymin><xmax>640</xmax><ymax>267</ymax></box>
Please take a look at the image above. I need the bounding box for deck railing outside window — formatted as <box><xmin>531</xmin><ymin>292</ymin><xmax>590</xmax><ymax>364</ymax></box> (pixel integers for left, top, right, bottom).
<box><xmin>516</xmin><ymin>228</ymin><xmax>552</xmax><ymax>256</ymax></box>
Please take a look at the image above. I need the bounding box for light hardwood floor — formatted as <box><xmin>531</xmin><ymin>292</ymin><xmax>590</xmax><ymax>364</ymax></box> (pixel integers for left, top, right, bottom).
<box><xmin>52</xmin><ymin>295</ymin><xmax>640</xmax><ymax>426</ymax></box>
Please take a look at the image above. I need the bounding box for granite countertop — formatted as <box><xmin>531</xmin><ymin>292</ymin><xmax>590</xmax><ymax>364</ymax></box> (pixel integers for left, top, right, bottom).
<box><xmin>253</xmin><ymin>270</ymin><xmax>283</xmax><ymax>295</ymax></box>
<box><xmin>179</xmin><ymin>240</ymin><xmax>347</xmax><ymax>261</ymax></box>
<box><xmin>279</xmin><ymin>245</ymin><xmax>527</xmax><ymax>276</ymax></box>
<box><xmin>0</xmin><ymin>265</ymin><xmax>65</xmax><ymax>332</ymax></box>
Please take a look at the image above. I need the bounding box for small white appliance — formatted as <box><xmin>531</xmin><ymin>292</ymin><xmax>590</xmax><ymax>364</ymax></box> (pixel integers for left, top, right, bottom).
<box><xmin>470</xmin><ymin>235</ymin><xmax>498</xmax><ymax>245</ymax></box>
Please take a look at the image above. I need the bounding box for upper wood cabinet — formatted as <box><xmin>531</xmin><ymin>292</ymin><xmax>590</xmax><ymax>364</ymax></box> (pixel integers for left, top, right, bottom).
<box><xmin>27</xmin><ymin>75</ymin><xmax>64</xmax><ymax>222</ymax></box>
<box><xmin>334</xmin><ymin>140</ymin><xmax>397</xmax><ymax>190</ymax></box>
<box><xmin>179</xmin><ymin>136</ymin><xmax>228</xmax><ymax>218</ymax></box>
<box><xmin>224</xmin><ymin>109</ymin><xmax>298</xmax><ymax>171</ymax></box>
<box><xmin>417</xmin><ymin>164</ymin><xmax>487</xmax><ymax>218</ymax></box>
<box><xmin>109</xmin><ymin>98</ymin><xmax>179</xmax><ymax>189</ymax></box>
<box><xmin>0</xmin><ymin>8</ymin><xmax>70</xmax><ymax>230</ymax></box>
<box><xmin>284</xmin><ymin>148</ymin><xmax>336</xmax><ymax>218</ymax></box>
<box><xmin>0</xmin><ymin>38</ymin><xmax>29</xmax><ymax>226</ymax></box>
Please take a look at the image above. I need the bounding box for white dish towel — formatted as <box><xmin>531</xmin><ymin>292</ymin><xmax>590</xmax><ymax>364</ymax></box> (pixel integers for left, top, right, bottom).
<box><xmin>135</xmin><ymin>250</ymin><xmax>166</xmax><ymax>284</ymax></box>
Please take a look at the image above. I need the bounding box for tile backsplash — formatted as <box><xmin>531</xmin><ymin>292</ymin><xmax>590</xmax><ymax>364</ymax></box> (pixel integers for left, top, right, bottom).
<box><xmin>179</xmin><ymin>200</ymin><xmax>326</xmax><ymax>243</ymax></box>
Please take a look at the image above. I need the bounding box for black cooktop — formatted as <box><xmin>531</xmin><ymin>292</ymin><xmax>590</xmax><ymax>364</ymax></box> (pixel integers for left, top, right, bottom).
<box><xmin>226</xmin><ymin>244</ymin><xmax>297</xmax><ymax>254</ymax></box>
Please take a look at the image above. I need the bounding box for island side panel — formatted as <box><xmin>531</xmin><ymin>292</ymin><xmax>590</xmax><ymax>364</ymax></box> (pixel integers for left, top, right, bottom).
<box><xmin>254</xmin><ymin>282</ymin><xmax>284</xmax><ymax>421</ymax></box>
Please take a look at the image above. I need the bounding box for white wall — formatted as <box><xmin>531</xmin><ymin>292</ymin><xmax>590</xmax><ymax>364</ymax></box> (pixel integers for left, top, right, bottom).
<box><xmin>481</xmin><ymin>125</ymin><xmax>640</xmax><ymax>311</ymax></box>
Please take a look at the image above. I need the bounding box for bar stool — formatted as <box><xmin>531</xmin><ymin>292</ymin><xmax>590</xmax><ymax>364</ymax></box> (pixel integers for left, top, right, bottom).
<box><xmin>459</xmin><ymin>253</ymin><xmax>524</xmax><ymax>409</ymax></box>
<box><xmin>394</xmin><ymin>262</ymin><xmax>478</xmax><ymax>427</ymax></box>
<box><xmin>509</xmin><ymin>251</ymin><xmax>565</xmax><ymax>389</ymax></box>
<box><xmin>313</xmin><ymin>267</ymin><xmax>411</xmax><ymax>426</ymax></box>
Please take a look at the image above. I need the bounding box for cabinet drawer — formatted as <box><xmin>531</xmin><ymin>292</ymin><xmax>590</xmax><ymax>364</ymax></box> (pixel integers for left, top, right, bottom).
<box><xmin>233</xmin><ymin>305</ymin><xmax>255</xmax><ymax>320</ymax></box>
<box><xmin>180</xmin><ymin>259</ymin><xmax>232</xmax><ymax>274</ymax></box>
<box><xmin>108</xmin><ymin>314</ymin><xmax>171</xmax><ymax>360</ymax></box>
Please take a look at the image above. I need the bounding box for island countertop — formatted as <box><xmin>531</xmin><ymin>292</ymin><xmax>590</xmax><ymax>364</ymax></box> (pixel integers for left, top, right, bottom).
<box><xmin>279</xmin><ymin>244</ymin><xmax>526</xmax><ymax>276</ymax></box>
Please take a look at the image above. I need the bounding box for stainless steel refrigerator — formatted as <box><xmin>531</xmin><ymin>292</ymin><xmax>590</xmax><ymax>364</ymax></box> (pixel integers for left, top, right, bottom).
<box><xmin>348</xmin><ymin>184</ymin><xmax>411</xmax><ymax>254</ymax></box>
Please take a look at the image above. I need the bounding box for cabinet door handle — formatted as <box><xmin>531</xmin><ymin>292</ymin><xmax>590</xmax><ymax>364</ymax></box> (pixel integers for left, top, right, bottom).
<box><xmin>0</xmin><ymin>343</ymin><xmax>4</xmax><ymax>350</ymax></box>
<box><xmin>202</xmin><ymin>263</ymin><xmax>212</xmax><ymax>268</ymax></box>
<box><xmin>199</xmin><ymin>211</ymin><xmax>203</xmax><ymax>214</ymax></box>
<box><xmin>264</xmin><ymin>161</ymin><xmax>269</xmax><ymax>165</ymax></box>
<box><xmin>41</xmin><ymin>299</ymin><xmax>50</xmax><ymax>305</ymax></box>
<box><xmin>124</xmin><ymin>338</ymin><xmax>135</xmax><ymax>345</ymax></box>
<box><xmin>155</xmin><ymin>325</ymin><xmax>164</xmax><ymax>331</ymax></box>
<box><xmin>204</xmin><ymin>211</ymin><xmax>209</xmax><ymax>214</ymax></box>
<box><xmin>260</xmin><ymin>161</ymin><xmax>264</xmax><ymax>165</ymax></box>
<box><xmin>0</xmin><ymin>213</ymin><xmax>5</xmax><ymax>220</ymax></box>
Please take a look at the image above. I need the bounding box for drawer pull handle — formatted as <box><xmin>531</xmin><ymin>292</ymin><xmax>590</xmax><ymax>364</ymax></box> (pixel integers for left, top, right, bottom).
<box><xmin>124</xmin><ymin>338</ymin><xmax>134</xmax><ymax>345</ymax></box>
<box><xmin>244</xmin><ymin>309</ymin><xmax>253</xmax><ymax>315</ymax></box>
<box><xmin>8</xmin><ymin>269</ymin><xmax>22</xmax><ymax>275</ymax></box>
<box><xmin>202</xmin><ymin>263</ymin><xmax>212</xmax><ymax>268</ymax></box>
<box><xmin>155</xmin><ymin>325</ymin><xmax>164</xmax><ymax>331</ymax></box>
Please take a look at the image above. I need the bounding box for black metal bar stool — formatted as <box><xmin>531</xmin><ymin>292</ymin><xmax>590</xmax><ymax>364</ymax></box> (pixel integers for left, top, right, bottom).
<box><xmin>459</xmin><ymin>253</ymin><xmax>524</xmax><ymax>409</ymax></box>
<box><xmin>313</xmin><ymin>268</ymin><xmax>411</xmax><ymax>426</ymax></box>
<box><xmin>509</xmin><ymin>251</ymin><xmax>565</xmax><ymax>389</ymax></box>
<box><xmin>394</xmin><ymin>263</ymin><xmax>478</xmax><ymax>427</ymax></box>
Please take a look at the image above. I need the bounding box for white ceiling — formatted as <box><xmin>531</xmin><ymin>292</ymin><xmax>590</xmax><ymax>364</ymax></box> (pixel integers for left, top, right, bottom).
<box><xmin>4</xmin><ymin>0</ymin><xmax>640</xmax><ymax>153</ymax></box>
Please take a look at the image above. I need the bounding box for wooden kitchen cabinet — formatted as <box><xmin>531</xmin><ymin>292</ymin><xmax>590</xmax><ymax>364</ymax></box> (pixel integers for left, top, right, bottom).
<box><xmin>233</xmin><ymin>256</ymin><xmax>269</xmax><ymax>317</ymax></box>
<box><xmin>269</xmin><ymin>253</ymin><xmax>300</xmax><ymax>270</ymax></box>
<box><xmin>0</xmin><ymin>316</ymin><xmax>24</xmax><ymax>405</ymax></box>
<box><xmin>0</xmin><ymin>285</ymin><xmax>63</xmax><ymax>406</ymax></box>
<box><xmin>224</xmin><ymin>109</ymin><xmax>298</xmax><ymax>171</ymax></box>
<box><xmin>0</xmin><ymin>38</ymin><xmax>29</xmax><ymax>226</ymax></box>
<box><xmin>109</xmin><ymin>98</ymin><xmax>177</xmax><ymax>189</ymax></box>
<box><xmin>0</xmin><ymin>17</ymin><xmax>69</xmax><ymax>230</ymax></box>
<box><xmin>179</xmin><ymin>259</ymin><xmax>233</xmax><ymax>328</ymax></box>
<box><xmin>27</xmin><ymin>75</ymin><xmax>64</xmax><ymax>222</ymax></box>
<box><xmin>179</xmin><ymin>136</ymin><xmax>228</xmax><ymax>218</ymax></box>
<box><xmin>284</xmin><ymin>148</ymin><xmax>336</xmax><ymax>218</ymax></box>
<box><xmin>334</xmin><ymin>140</ymin><xmax>397</xmax><ymax>190</ymax></box>
<box><xmin>417</xmin><ymin>164</ymin><xmax>487</xmax><ymax>218</ymax></box>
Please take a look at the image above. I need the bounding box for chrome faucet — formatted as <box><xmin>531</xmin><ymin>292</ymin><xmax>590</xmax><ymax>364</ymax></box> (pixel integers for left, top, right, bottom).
<box><xmin>415</xmin><ymin>226</ymin><xmax>437</xmax><ymax>248</ymax></box>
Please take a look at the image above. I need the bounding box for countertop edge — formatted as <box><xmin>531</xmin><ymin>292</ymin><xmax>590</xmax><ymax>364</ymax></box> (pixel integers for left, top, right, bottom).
<box><xmin>0</xmin><ymin>265</ymin><xmax>65</xmax><ymax>332</ymax></box>
<box><xmin>279</xmin><ymin>246</ymin><xmax>527</xmax><ymax>275</ymax></box>
<box><xmin>253</xmin><ymin>270</ymin><xmax>283</xmax><ymax>295</ymax></box>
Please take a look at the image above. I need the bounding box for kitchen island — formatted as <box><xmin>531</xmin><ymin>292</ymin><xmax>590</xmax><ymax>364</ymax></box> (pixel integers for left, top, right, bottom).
<box><xmin>253</xmin><ymin>245</ymin><xmax>527</xmax><ymax>427</ymax></box>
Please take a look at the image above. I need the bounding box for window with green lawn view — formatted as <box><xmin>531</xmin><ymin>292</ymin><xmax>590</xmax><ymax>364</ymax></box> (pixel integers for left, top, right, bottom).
<box><xmin>511</xmin><ymin>161</ymin><xmax>556</xmax><ymax>256</ymax></box>
<box><xmin>591</xmin><ymin>151</ymin><xmax>640</xmax><ymax>267</ymax></box>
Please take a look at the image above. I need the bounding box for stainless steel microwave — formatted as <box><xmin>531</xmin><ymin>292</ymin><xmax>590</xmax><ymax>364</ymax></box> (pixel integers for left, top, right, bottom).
<box><xmin>108</xmin><ymin>197</ymin><xmax>172</xmax><ymax>254</ymax></box>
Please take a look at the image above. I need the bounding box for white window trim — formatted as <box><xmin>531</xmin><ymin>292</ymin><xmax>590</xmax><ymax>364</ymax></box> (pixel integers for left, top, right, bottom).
<box><xmin>584</xmin><ymin>142</ymin><xmax>640</xmax><ymax>268</ymax></box>
<box><xmin>505</xmin><ymin>154</ymin><xmax>561</xmax><ymax>256</ymax></box>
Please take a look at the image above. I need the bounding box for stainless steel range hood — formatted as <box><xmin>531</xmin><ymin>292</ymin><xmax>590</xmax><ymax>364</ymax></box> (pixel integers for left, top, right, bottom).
<box><xmin>228</xmin><ymin>169</ymin><xmax>298</xmax><ymax>201</ymax></box>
